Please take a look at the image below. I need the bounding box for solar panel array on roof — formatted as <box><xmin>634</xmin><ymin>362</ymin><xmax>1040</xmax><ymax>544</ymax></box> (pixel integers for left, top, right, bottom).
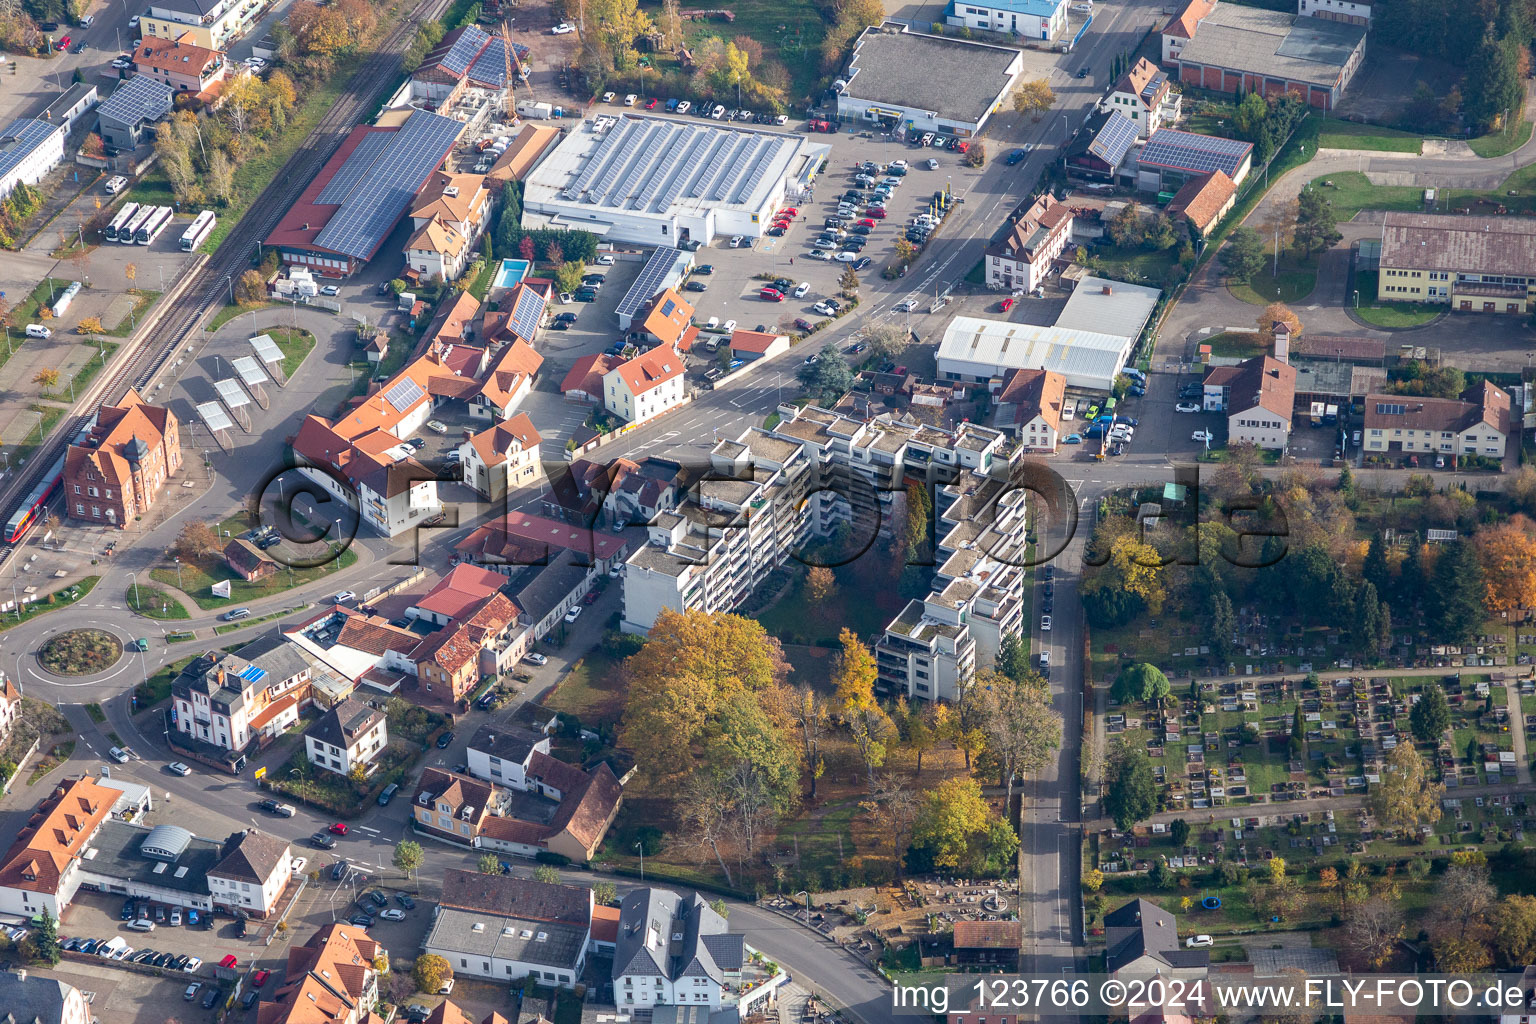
<box><xmin>214</xmin><ymin>378</ymin><xmax>250</xmax><ymax>409</ymax></box>
<box><xmin>238</xmin><ymin>664</ymin><xmax>267</xmax><ymax>683</ymax></box>
<box><xmin>440</xmin><ymin>25</ymin><xmax>490</xmax><ymax>76</ymax></box>
<box><xmin>383</xmin><ymin>376</ymin><xmax>425</xmax><ymax>413</ymax></box>
<box><xmin>250</xmin><ymin>334</ymin><xmax>283</xmax><ymax>363</ymax></box>
<box><xmin>232</xmin><ymin>355</ymin><xmax>269</xmax><ymax>385</ymax></box>
<box><xmin>0</xmin><ymin>119</ymin><xmax>62</xmax><ymax>185</ymax></box>
<box><xmin>1088</xmin><ymin>112</ymin><xmax>1139</xmax><ymax>165</ymax></box>
<box><xmin>563</xmin><ymin>118</ymin><xmax>794</xmax><ymax>215</ymax></box>
<box><xmin>98</xmin><ymin>75</ymin><xmax>174</xmax><ymax>127</ymax></box>
<box><xmin>615</xmin><ymin>245</ymin><xmax>684</xmax><ymax>321</ymax></box>
<box><xmin>197</xmin><ymin>401</ymin><xmax>234</xmax><ymax>432</ymax></box>
<box><xmin>313</xmin><ymin>110</ymin><xmax>463</xmax><ymax>261</ymax></box>
<box><xmin>1139</xmin><ymin>129</ymin><xmax>1252</xmax><ymax>177</ymax></box>
<box><xmin>467</xmin><ymin>35</ymin><xmax>510</xmax><ymax>87</ymax></box>
<box><xmin>316</xmin><ymin>131</ymin><xmax>395</xmax><ymax>204</ymax></box>
<box><xmin>509</xmin><ymin>284</ymin><xmax>544</xmax><ymax>342</ymax></box>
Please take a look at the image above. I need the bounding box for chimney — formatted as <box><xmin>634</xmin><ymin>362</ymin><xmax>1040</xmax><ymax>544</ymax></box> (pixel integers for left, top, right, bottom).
<box><xmin>14</xmin><ymin>969</ymin><xmax>25</xmax><ymax>982</ymax></box>
<box><xmin>1101</xmin><ymin>285</ymin><xmax>1113</xmax><ymax>295</ymax></box>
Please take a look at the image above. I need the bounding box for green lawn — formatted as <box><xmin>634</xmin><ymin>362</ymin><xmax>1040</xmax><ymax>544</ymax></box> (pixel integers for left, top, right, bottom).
<box><xmin>10</xmin><ymin>404</ymin><xmax>67</xmax><ymax>470</ymax></box>
<box><xmin>213</xmin><ymin>605</ymin><xmax>307</xmax><ymax>634</ymax></box>
<box><xmin>150</xmin><ymin>546</ymin><xmax>358</xmax><ymax>610</ymax></box>
<box><xmin>754</xmin><ymin>563</ymin><xmax>910</xmax><ymax>645</ymax></box>
<box><xmin>1350</xmin><ymin>271</ymin><xmax>1442</xmax><ymax>327</ymax></box>
<box><xmin>205</xmin><ymin>301</ymin><xmax>272</xmax><ymax>333</ymax></box>
<box><xmin>464</xmin><ymin>259</ymin><xmax>496</xmax><ymax>301</ymax></box>
<box><xmin>1469</xmin><ymin>118</ymin><xmax>1533</xmax><ymax>158</ymax></box>
<box><xmin>41</xmin><ymin>342</ymin><xmax>118</xmax><ymax>402</ymax></box>
<box><xmin>545</xmin><ymin>649</ymin><xmax>626</xmax><ymax>723</ymax></box>
<box><xmin>1084</xmin><ymin>246</ymin><xmax>1179</xmax><ymax>290</ymax></box>
<box><xmin>1204</xmin><ymin>331</ymin><xmax>1268</xmax><ymax>359</ymax></box>
<box><xmin>643</xmin><ymin>0</ymin><xmax>827</xmax><ymax>104</ymax></box>
<box><xmin>1227</xmin><ymin>258</ymin><xmax>1318</xmax><ymax>305</ymax></box>
<box><xmin>4</xmin><ymin>576</ymin><xmax>99</xmax><ymax>628</ymax></box>
<box><xmin>125</xmin><ymin>585</ymin><xmax>190</xmax><ymax>620</ymax></box>
<box><xmin>104</xmin><ymin>290</ymin><xmax>163</xmax><ymax>336</ymax></box>
<box><xmin>1314</xmin><ymin>167</ymin><xmax>1536</xmax><ymax>221</ymax></box>
<box><xmin>1316</xmin><ymin>119</ymin><xmax>1425</xmax><ymax>154</ymax></box>
<box><xmin>268</xmin><ymin>328</ymin><xmax>317</xmax><ymax>378</ymax></box>
<box><xmin>0</xmin><ymin>278</ymin><xmax>69</xmax><ymax>375</ymax></box>
<box><xmin>135</xmin><ymin>654</ymin><xmax>204</xmax><ymax>711</ymax></box>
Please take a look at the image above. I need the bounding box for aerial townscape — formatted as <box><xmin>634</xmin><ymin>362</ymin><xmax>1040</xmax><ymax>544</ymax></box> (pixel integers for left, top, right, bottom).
<box><xmin>11</xmin><ymin>0</ymin><xmax>1536</xmax><ymax>1020</ymax></box>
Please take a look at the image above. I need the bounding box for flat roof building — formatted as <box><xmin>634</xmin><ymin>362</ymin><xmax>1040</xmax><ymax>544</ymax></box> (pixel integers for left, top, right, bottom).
<box><xmin>835</xmin><ymin>25</ymin><xmax>1025</xmax><ymax>137</ymax></box>
<box><xmin>943</xmin><ymin>0</ymin><xmax>1068</xmax><ymax>42</ymax></box>
<box><xmin>521</xmin><ymin>115</ymin><xmax>826</xmax><ymax>247</ymax></box>
<box><xmin>0</xmin><ymin>118</ymin><xmax>66</xmax><ymax>201</ymax></box>
<box><xmin>1173</xmin><ymin>3</ymin><xmax>1367</xmax><ymax>111</ymax></box>
<box><xmin>1377</xmin><ymin>212</ymin><xmax>1536</xmax><ymax>313</ymax></box>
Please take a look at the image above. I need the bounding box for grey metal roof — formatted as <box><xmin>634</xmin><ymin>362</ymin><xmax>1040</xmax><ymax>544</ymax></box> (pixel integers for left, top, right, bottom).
<box><xmin>841</xmin><ymin>28</ymin><xmax>1020</xmax><ymax>126</ymax></box>
<box><xmin>97</xmin><ymin>76</ymin><xmax>174</xmax><ymax>129</ymax></box>
<box><xmin>1055</xmin><ymin>276</ymin><xmax>1161</xmax><ymax>341</ymax></box>
<box><xmin>0</xmin><ymin>119</ymin><xmax>62</xmax><ymax>189</ymax></box>
<box><xmin>1175</xmin><ymin>4</ymin><xmax>1364</xmax><ymax>88</ymax></box>
<box><xmin>142</xmin><ymin>824</ymin><xmax>194</xmax><ymax>859</ymax></box>
<box><xmin>468</xmin><ymin>724</ymin><xmax>544</xmax><ymax>766</ymax></box>
<box><xmin>0</xmin><ymin>972</ymin><xmax>81</xmax><ymax>1024</ymax></box>
<box><xmin>613</xmin><ymin>888</ymin><xmax>732</xmax><ymax>984</ymax></box>
<box><xmin>424</xmin><ymin>906</ymin><xmax>587</xmax><ymax>971</ymax></box>
<box><xmin>229</xmin><ymin>630</ymin><xmax>314</xmax><ymax>683</ymax></box>
<box><xmin>84</xmin><ymin>819</ymin><xmax>221</xmax><ymax>895</ymax></box>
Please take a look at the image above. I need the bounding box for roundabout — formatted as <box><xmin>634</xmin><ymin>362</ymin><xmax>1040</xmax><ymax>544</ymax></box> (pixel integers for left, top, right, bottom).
<box><xmin>37</xmin><ymin>628</ymin><xmax>124</xmax><ymax>677</ymax></box>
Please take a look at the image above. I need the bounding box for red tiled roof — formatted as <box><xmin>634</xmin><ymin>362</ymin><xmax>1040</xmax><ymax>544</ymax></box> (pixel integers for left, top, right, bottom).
<box><xmin>1166</xmin><ymin>170</ymin><xmax>1235</xmax><ymax>232</ymax></box>
<box><xmin>560</xmin><ymin>353</ymin><xmax>622</xmax><ymax>397</ymax></box>
<box><xmin>728</xmin><ymin>329</ymin><xmax>786</xmax><ymax>354</ymax></box>
<box><xmin>639</xmin><ymin>288</ymin><xmax>694</xmax><ymax>346</ymax></box>
<box><xmin>607</xmin><ymin>346</ymin><xmax>683</xmax><ymax>397</ymax></box>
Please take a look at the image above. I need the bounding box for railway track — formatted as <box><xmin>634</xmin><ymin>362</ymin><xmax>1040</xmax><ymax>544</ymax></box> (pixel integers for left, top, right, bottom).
<box><xmin>0</xmin><ymin>0</ymin><xmax>450</xmax><ymax>575</ymax></box>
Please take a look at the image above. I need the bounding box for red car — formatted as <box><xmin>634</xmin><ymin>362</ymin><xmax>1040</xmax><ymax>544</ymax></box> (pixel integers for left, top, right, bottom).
<box><xmin>645</xmin><ymin>98</ymin><xmax>659</xmax><ymax>109</ymax></box>
<box><xmin>780</xmin><ymin>207</ymin><xmax>798</xmax><ymax>216</ymax></box>
<box><xmin>865</xmin><ymin>208</ymin><xmax>887</xmax><ymax>218</ymax></box>
<box><xmin>760</xmin><ymin>288</ymin><xmax>785</xmax><ymax>301</ymax></box>
<box><xmin>328</xmin><ymin>822</ymin><xmax>348</xmax><ymax>835</ymax></box>
<box><xmin>220</xmin><ymin>955</ymin><xmax>239</xmax><ymax>970</ymax></box>
<box><xmin>582</xmin><ymin>591</ymin><xmax>599</xmax><ymax>605</ymax></box>
<box><xmin>857</xmin><ymin>218</ymin><xmax>876</xmax><ymax>228</ymax></box>
<box><xmin>252</xmin><ymin>970</ymin><xmax>271</xmax><ymax>988</ymax></box>
<box><xmin>795</xmin><ymin>318</ymin><xmax>814</xmax><ymax>330</ymax></box>
<box><xmin>1000</xmin><ymin>297</ymin><xmax>1015</xmax><ymax>312</ymax></box>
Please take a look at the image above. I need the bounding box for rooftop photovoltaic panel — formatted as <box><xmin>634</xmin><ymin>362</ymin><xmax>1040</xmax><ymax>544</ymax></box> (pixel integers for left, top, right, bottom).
<box><xmin>232</xmin><ymin>356</ymin><xmax>269</xmax><ymax>385</ymax></box>
<box><xmin>196</xmin><ymin>401</ymin><xmax>234</xmax><ymax>432</ymax></box>
<box><xmin>1139</xmin><ymin>129</ymin><xmax>1253</xmax><ymax>177</ymax></box>
<box><xmin>509</xmin><ymin>284</ymin><xmax>544</xmax><ymax>342</ymax></box>
<box><xmin>238</xmin><ymin>664</ymin><xmax>267</xmax><ymax>683</ymax></box>
<box><xmin>313</xmin><ymin>110</ymin><xmax>463</xmax><ymax>261</ymax></box>
<box><xmin>98</xmin><ymin>75</ymin><xmax>174</xmax><ymax>127</ymax></box>
<box><xmin>1088</xmin><ymin>112</ymin><xmax>1139</xmax><ymax>165</ymax></box>
<box><xmin>383</xmin><ymin>376</ymin><xmax>425</xmax><ymax>413</ymax></box>
<box><xmin>316</xmin><ymin>131</ymin><xmax>395</xmax><ymax>205</ymax></box>
<box><xmin>214</xmin><ymin>378</ymin><xmax>251</xmax><ymax>409</ymax></box>
<box><xmin>440</xmin><ymin>25</ymin><xmax>490</xmax><ymax>75</ymax></box>
<box><xmin>250</xmin><ymin>334</ymin><xmax>283</xmax><ymax>363</ymax></box>
<box><xmin>615</xmin><ymin>245</ymin><xmax>683</xmax><ymax>320</ymax></box>
<box><xmin>467</xmin><ymin>35</ymin><xmax>510</xmax><ymax>87</ymax></box>
<box><xmin>0</xmin><ymin>119</ymin><xmax>62</xmax><ymax>186</ymax></box>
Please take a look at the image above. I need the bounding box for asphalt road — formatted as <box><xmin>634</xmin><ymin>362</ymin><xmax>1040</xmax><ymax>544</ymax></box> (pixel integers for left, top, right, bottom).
<box><xmin>0</xmin><ymin>0</ymin><xmax>1228</xmax><ymax>1009</ymax></box>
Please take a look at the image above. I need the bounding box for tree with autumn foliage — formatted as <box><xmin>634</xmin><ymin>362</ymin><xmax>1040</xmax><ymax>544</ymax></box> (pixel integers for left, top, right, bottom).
<box><xmin>1257</xmin><ymin>301</ymin><xmax>1303</xmax><ymax>340</ymax></box>
<box><xmin>1370</xmin><ymin>741</ymin><xmax>1443</xmax><ymax>835</ymax></box>
<box><xmin>619</xmin><ymin>610</ymin><xmax>794</xmax><ymax>786</ymax></box>
<box><xmin>805</xmin><ymin>566</ymin><xmax>836</xmax><ymax>604</ymax></box>
<box><xmin>32</xmin><ymin>368</ymin><xmax>59</xmax><ymax>389</ymax></box>
<box><xmin>1475</xmin><ymin>515</ymin><xmax>1536</xmax><ymax>613</ymax></box>
<box><xmin>973</xmin><ymin>669</ymin><xmax>1061</xmax><ymax>824</ymax></box>
<box><xmin>1011</xmin><ymin>79</ymin><xmax>1056</xmax><ymax>117</ymax></box>
<box><xmin>831</xmin><ymin>628</ymin><xmax>894</xmax><ymax>788</ymax></box>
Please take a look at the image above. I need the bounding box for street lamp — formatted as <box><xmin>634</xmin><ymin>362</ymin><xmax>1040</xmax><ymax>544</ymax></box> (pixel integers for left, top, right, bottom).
<box><xmin>175</xmin><ymin>557</ymin><xmax>184</xmax><ymax>591</ymax></box>
<box><xmin>635</xmin><ymin>841</ymin><xmax>644</xmax><ymax>880</ymax></box>
<box><xmin>225</xmin><ymin>274</ymin><xmax>234</xmax><ymax>305</ymax></box>
<box><xmin>129</xmin><ymin>571</ymin><xmax>140</xmax><ymax>610</ymax></box>
<box><xmin>794</xmin><ymin>889</ymin><xmax>810</xmax><ymax>919</ymax></box>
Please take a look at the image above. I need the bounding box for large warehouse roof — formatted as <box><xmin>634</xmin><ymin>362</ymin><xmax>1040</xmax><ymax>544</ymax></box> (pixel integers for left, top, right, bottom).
<box><xmin>938</xmin><ymin>317</ymin><xmax>1134</xmax><ymax>391</ymax></box>
<box><xmin>524</xmin><ymin>115</ymin><xmax>814</xmax><ymax>221</ymax></box>
<box><xmin>1056</xmin><ymin>276</ymin><xmax>1161</xmax><ymax>341</ymax></box>
<box><xmin>1380</xmin><ymin>212</ymin><xmax>1536</xmax><ymax>275</ymax></box>
<box><xmin>1176</xmin><ymin>4</ymin><xmax>1364</xmax><ymax>87</ymax></box>
<box><xmin>842</xmin><ymin>27</ymin><xmax>1022</xmax><ymax>126</ymax></box>
<box><xmin>267</xmin><ymin>109</ymin><xmax>463</xmax><ymax>262</ymax></box>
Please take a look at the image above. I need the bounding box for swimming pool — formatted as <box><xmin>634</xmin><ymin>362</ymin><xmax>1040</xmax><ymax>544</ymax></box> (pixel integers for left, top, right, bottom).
<box><xmin>491</xmin><ymin>259</ymin><xmax>531</xmax><ymax>291</ymax></box>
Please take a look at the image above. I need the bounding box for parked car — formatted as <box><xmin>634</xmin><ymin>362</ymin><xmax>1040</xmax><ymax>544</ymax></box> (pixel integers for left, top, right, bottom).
<box><xmin>551</xmin><ymin>22</ymin><xmax>575</xmax><ymax>33</ymax></box>
<box><xmin>436</xmin><ymin>731</ymin><xmax>454</xmax><ymax>749</ymax></box>
<box><xmin>379</xmin><ymin>909</ymin><xmax>406</xmax><ymax>921</ymax></box>
<box><xmin>1186</xmin><ymin>934</ymin><xmax>1213</xmax><ymax>948</ymax></box>
<box><xmin>310</xmin><ymin>833</ymin><xmax>337</xmax><ymax>849</ymax></box>
<box><xmin>185</xmin><ymin>984</ymin><xmax>202</xmax><ymax>1001</ymax></box>
<box><xmin>183</xmin><ymin>956</ymin><xmax>203</xmax><ymax>973</ymax></box>
<box><xmin>320</xmin><ymin>284</ymin><xmax>340</xmax><ymax>296</ymax></box>
<box><xmin>349</xmin><ymin>914</ymin><xmax>373</xmax><ymax>927</ymax></box>
<box><xmin>1191</xmin><ymin>430</ymin><xmax>1214</xmax><ymax>443</ymax></box>
<box><xmin>1174</xmin><ymin>401</ymin><xmax>1200</xmax><ymax>413</ymax></box>
<box><xmin>396</xmin><ymin>893</ymin><xmax>416</xmax><ymax>909</ymax></box>
<box><xmin>523</xmin><ymin>652</ymin><xmax>548</xmax><ymax>666</ymax></box>
<box><xmin>564</xmin><ymin>606</ymin><xmax>583</xmax><ymax>623</ymax></box>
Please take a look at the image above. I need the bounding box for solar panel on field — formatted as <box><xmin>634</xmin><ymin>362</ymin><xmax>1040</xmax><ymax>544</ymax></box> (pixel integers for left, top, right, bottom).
<box><xmin>232</xmin><ymin>356</ymin><xmax>269</xmax><ymax>386</ymax></box>
<box><xmin>383</xmin><ymin>376</ymin><xmax>424</xmax><ymax>413</ymax></box>
<box><xmin>197</xmin><ymin>402</ymin><xmax>234</xmax><ymax>432</ymax></box>
<box><xmin>214</xmin><ymin>378</ymin><xmax>250</xmax><ymax>409</ymax></box>
<box><xmin>316</xmin><ymin>131</ymin><xmax>394</xmax><ymax>205</ymax></box>
<box><xmin>250</xmin><ymin>335</ymin><xmax>283</xmax><ymax>364</ymax></box>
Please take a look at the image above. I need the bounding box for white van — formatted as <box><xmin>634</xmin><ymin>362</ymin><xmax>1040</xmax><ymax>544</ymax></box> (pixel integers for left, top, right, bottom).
<box><xmin>25</xmin><ymin>324</ymin><xmax>51</xmax><ymax>339</ymax></box>
<box><xmin>105</xmin><ymin>175</ymin><xmax>128</xmax><ymax>195</ymax></box>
